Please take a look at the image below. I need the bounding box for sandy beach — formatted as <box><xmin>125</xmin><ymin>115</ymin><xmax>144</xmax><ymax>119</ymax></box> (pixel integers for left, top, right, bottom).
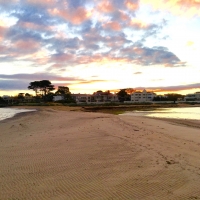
<box><xmin>1</xmin><ymin>107</ymin><xmax>200</xmax><ymax>199</ymax></box>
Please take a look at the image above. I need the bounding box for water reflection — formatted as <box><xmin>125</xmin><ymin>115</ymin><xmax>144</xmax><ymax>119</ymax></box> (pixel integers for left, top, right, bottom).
<box><xmin>122</xmin><ymin>107</ymin><xmax>200</xmax><ymax>120</ymax></box>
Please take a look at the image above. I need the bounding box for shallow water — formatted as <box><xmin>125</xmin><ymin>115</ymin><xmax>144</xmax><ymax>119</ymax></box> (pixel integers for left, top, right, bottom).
<box><xmin>0</xmin><ymin>108</ymin><xmax>36</xmax><ymax>121</ymax></box>
<box><xmin>121</xmin><ymin>107</ymin><xmax>200</xmax><ymax>120</ymax></box>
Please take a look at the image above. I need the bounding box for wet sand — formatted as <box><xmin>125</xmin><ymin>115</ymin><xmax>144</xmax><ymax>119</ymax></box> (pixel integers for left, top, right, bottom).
<box><xmin>0</xmin><ymin>107</ymin><xmax>200</xmax><ymax>199</ymax></box>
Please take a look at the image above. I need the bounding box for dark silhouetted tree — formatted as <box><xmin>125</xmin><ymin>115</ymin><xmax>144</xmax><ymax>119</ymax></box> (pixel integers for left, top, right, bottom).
<box><xmin>28</xmin><ymin>80</ymin><xmax>55</xmax><ymax>101</ymax></box>
<box><xmin>55</xmin><ymin>86</ymin><xmax>74</xmax><ymax>103</ymax></box>
<box><xmin>117</xmin><ymin>89</ymin><xmax>131</xmax><ymax>102</ymax></box>
<box><xmin>39</xmin><ymin>80</ymin><xmax>55</xmax><ymax>98</ymax></box>
<box><xmin>165</xmin><ymin>93</ymin><xmax>184</xmax><ymax>102</ymax></box>
<box><xmin>28</xmin><ymin>81</ymin><xmax>41</xmax><ymax>96</ymax></box>
<box><xmin>55</xmin><ymin>86</ymin><xmax>70</xmax><ymax>95</ymax></box>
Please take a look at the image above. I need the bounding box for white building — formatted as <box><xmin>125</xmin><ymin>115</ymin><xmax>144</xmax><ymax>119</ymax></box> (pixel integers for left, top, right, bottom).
<box><xmin>53</xmin><ymin>95</ymin><xmax>64</xmax><ymax>101</ymax></box>
<box><xmin>71</xmin><ymin>92</ymin><xmax>119</xmax><ymax>104</ymax></box>
<box><xmin>184</xmin><ymin>92</ymin><xmax>200</xmax><ymax>101</ymax></box>
<box><xmin>131</xmin><ymin>89</ymin><xmax>156</xmax><ymax>102</ymax></box>
<box><xmin>92</xmin><ymin>91</ymin><xmax>119</xmax><ymax>103</ymax></box>
<box><xmin>71</xmin><ymin>94</ymin><xmax>92</xmax><ymax>103</ymax></box>
<box><xmin>196</xmin><ymin>92</ymin><xmax>200</xmax><ymax>100</ymax></box>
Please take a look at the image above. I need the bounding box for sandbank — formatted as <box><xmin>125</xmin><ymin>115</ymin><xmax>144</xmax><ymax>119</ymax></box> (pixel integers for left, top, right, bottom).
<box><xmin>0</xmin><ymin>107</ymin><xmax>200</xmax><ymax>199</ymax></box>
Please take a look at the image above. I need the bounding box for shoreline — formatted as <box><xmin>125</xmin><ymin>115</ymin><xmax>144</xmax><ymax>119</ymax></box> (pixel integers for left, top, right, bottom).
<box><xmin>0</xmin><ymin>107</ymin><xmax>37</xmax><ymax>124</ymax></box>
<box><xmin>1</xmin><ymin>105</ymin><xmax>200</xmax><ymax>129</ymax></box>
<box><xmin>1</xmin><ymin>108</ymin><xmax>200</xmax><ymax>199</ymax></box>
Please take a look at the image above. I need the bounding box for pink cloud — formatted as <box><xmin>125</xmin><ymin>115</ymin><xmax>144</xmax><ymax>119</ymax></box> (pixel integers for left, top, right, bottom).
<box><xmin>0</xmin><ymin>44</ymin><xmax>7</xmax><ymax>52</ymax></box>
<box><xmin>97</xmin><ymin>0</ymin><xmax>115</xmax><ymax>13</ymax></box>
<box><xmin>0</xmin><ymin>22</ymin><xmax>8</xmax><ymax>42</ymax></box>
<box><xmin>14</xmin><ymin>39</ymin><xmax>40</xmax><ymax>51</ymax></box>
<box><xmin>104</xmin><ymin>21</ymin><xmax>121</xmax><ymax>31</ymax></box>
<box><xmin>119</xmin><ymin>11</ymin><xmax>131</xmax><ymax>21</ymax></box>
<box><xmin>48</xmin><ymin>7</ymin><xmax>91</xmax><ymax>25</ymax></box>
<box><xmin>52</xmin><ymin>53</ymin><xmax>75</xmax><ymax>63</ymax></box>
<box><xmin>18</xmin><ymin>21</ymin><xmax>54</xmax><ymax>32</ymax></box>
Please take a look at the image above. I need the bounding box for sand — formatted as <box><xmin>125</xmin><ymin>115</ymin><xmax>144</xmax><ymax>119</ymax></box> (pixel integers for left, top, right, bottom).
<box><xmin>0</xmin><ymin>107</ymin><xmax>200</xmax><ymax>199</ymax></box>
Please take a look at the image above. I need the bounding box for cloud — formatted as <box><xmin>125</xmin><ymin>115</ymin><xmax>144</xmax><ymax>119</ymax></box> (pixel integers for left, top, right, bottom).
<box><xmin>26</xmin><ymin>0</ymin><xmax>55</xmax><ymax>7</ymax></box>
<box><xmin>120</xmin><ymin>45</ymin><xmax>183</xmax><ymax>67</ymax></box>
<box><xmin>0</xmin><ymin>26</ymin><xmax>7</xmax><ymax>42</ymax></box>
<box><xmin>14</xmin><ymin>39</ymin><xmax>40</xmax><ymax>52</ymax></box>
<box><xmin>97</xmin><ymin>0</ymin><xmax>115</xmax><ymax>13</ymax></box>
<box><xmin>0</xmin><ymin>73</ymin><xmax>83</xmax><ymax>82</ymax></box>
<box><xmin>132</xmin><ymin>83</ymin><xmax>200</xmax><ymax>93</ymax></box>
<box><xmin>0</xmin><ymin>72</ymin><xmax>87</xmax><ymax>91</ymax></box>
<box><xmin>124</xmin><ymin>0</ymin><xmax>139</xmax><ymax>10</ymax></box>
<box><xmin>48</xmin><ymin>7</ymin><xmax>91</xmax><ymax>25</ymax></box>
<box><xmin>76</xmin><ymin>80</ymin><xmax>113</xmax><ymax>84</ymax></box>
<box><xmin>186</xmin><ymin>41</ymin><xmax>194</xmax><ymax>47</ymax></box>
<box><xmin>0</xmin><ymin>0</ymin><xmax>187</xmax><ymax>72</ymax></box>
<box><xmin>0</xmin><ymin>73</ymin><xmax>114</xmax><ymax>91</ymax></box>
<box><xmin>151</xmin><ymin>79</ymin><xmax>163</xmax><ymax>81</ymax></box>
<box><xmin>130</xmin><ymin>19</ymin><xmax>156</xmax><ymax>30</ymax></box>
<box><xmin>140</xmin><ymin>0</ymin><xmax>200</xmax><ymax>17</ymax></box>
<box><xmin>103</xmin><ymin>21</ymin><xmax>121</xmax><ymax>31</ymax></box>
<box><xmin>134</xmin><ymin>72</ymin><xmax>142</xmax><ymax>74</ymax></box>
<box><xmin>0</xmin><ymin>79</ymin><xmax>29</xmax><ymax>90</ymax></box>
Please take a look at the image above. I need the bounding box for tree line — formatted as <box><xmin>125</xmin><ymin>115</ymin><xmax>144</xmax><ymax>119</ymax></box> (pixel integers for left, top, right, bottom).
<box><xmin>0</xmin><ymin>79</ymin><xmax>186</xmax><ymax>105</ymax></box>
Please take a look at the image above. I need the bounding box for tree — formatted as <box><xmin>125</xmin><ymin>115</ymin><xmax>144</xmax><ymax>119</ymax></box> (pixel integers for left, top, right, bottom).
<box><xmin>0</xmin><ymin>96</ymin><xmax>6</xmax><ymax>104</ymax></box>
<box><xmin>117</xmin><ymin>89</ymin><xmax>131</xmax><ymax>102</ymax></box>
<box><xmin>28</xmin><ymin>81</ymin><xmax>41</xmax><ymax>96</ymax></box>
<box><xmin>28</xmin><ymin>80</ymin><xmax>55</xmax><ymax>101</ymax></box>
<box><xmin>55</xmin><ymin>86</ymin><xmax>75</xmax><ymax>103</ymax></box>
<box><xmin>165</xmin><ymin>93</ymin><xmax>184</xmax><ymax>102</ymax></box>
<box><xmin>18</xmin><ymin>93</ymin><xmax>24</xmax><ymax>99</ymax></box>
<box><xmin>55</xmin><ymin>86</ymin><xmax>70</xmax><ymax>95</ymax></box>
<box><xmin>39</xmin><ymin>80</ymin><xmax>55</xmax><ymax>98</ymax></box>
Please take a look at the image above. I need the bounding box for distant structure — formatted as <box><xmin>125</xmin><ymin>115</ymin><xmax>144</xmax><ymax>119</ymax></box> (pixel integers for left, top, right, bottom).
<box><xmin>184</xmin><ymin>92</ymin><xmax>200</xmax><ymax>101</ymax></box>
<box><xmin>54</xmin><ymin>90</ymin><xmax>119</xmax><ymax>104</ymax></box>
<box><xmin>71</xmin><ymin>91</ymin><xmax>119</xmax><ymax>104</ymax></box>
<box><xmin>53</xmin><ymin>95</ymin><xmax>64</xmax><ymax>101</ymax></box>
<box><xmin>131</xmin><ymin>89</ymin><xmax>156</xmax><ymax>102</ymax></box>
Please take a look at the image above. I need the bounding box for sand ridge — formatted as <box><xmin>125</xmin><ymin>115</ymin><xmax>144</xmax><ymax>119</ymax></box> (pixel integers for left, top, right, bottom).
<box><xmin>0</xmin><ymin>109</ymin><xmax>200</xmax><ymax>199</ymax></box>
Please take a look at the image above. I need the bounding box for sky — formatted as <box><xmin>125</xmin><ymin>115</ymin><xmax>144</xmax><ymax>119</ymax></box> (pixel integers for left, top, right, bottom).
<box><xmin>0</xmin><ymin>0</ymin><xmax>200</xmax><ymax>96</ymax></box>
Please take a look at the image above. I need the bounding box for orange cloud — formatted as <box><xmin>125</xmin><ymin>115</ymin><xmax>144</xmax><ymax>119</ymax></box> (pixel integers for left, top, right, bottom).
<box><xmin>77</xmin><ymin>54</ymin><xmax>130</xmax><ymax>65</ymax></box>
<box><xmin>97</xmin><ymin>0</ymin><xmax>115</xmax><ymax>13</ymax></box>
<box><xmin>130</xmin><ymin>19</ymin><xmax>150</xmax><ymax>29</ymax></box>
<box><xmin>125</xmin><ymin>0</ymin><xmax>139</xmax><ymax>10</ymax></box>
<box><xmin>140</xmin><ymin>0</ymin><xmax>200</xmax><ymax>17</ymax></box>
<box><xmin>48</xmin><ymin>7</ymin><xmax>91</xmax><ymax>25</ymax></box>
<box><xmin>104</xmin><ymin>21</ymin><xmax>121</xmax><ymax>31</ymax></box>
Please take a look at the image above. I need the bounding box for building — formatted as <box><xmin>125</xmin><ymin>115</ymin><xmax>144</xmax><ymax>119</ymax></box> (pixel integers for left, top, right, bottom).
<box><xmin>53</xmin><ymin>95</ymin><xmax>64</xmax><ymax>101</ymax></box>
<box><xmin>131</xmin><ymin>89</ymin><xmax>156</xmax><ymax>102</ymax></box>
<box><xmin>71</xmin><ymin>94</ymin><xmax>92</xmax><ymax>103</ymax></box>
<box><xmin>92</xmin><ymin>91</ymin><xmax>119</xmax><ymax>103</ymax></box>
<box><xmin>196</xmin><ymin>92</ymin><xmax>200</xmax><ymax>100</ymax></box>
<box><xmin>184</xmin><ymin>92</ymin><xmax>200</xmax><ymax>101</ymax></box>
<box><xmin>70</xmin><ymin>91</ymin><xmax>119</xmax><ymax>104</ymax></box>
